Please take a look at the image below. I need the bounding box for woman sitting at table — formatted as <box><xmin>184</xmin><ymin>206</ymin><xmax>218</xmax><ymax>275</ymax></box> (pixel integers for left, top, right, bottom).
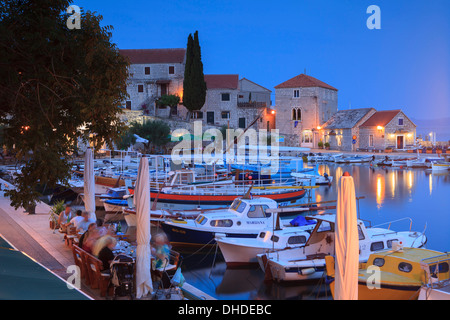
<box><xmin>82</xmin><ymin>227</ymin><xmax>101</xmax><ymax>254</ymax></box>
<box><xmin>93</xmin><ymin>235</ymin><xmax>117</xmax><ymax>272</ymax></box>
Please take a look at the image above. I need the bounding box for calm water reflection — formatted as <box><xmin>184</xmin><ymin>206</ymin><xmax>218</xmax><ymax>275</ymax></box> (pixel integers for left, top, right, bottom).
<box><xmin>178</xmin><ymin>163</ymin><xmax>450</xmax><ymax>300</ymax></box>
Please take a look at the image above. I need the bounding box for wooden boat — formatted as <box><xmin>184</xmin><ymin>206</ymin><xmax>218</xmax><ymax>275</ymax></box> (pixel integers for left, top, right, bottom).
<box><xmin>127</xmin><ymin>170</ymin><xmax>308</xmax><ymax>210</ymax></box>
<box><xmin>325</xmin><ymin>246</ymin><xmax>448</xmax><ymax>300</ymax></box>
<box><xmin>258</xmin><ymin>214</ymin><xmax>427</xmax><ymax>283</ymax></box>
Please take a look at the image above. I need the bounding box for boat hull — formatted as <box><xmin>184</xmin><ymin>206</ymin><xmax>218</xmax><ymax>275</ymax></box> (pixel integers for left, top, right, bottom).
<box><xmin>328</xmin><ymin>279</ymin><xmax>421</xmax><ymax>300</ymax></box>
<box><xmin>132</xmin><ymin>188</ymin><xmax>307</xmax><ymax>210</ymax></box>
<box><xmin>160</xmin><ymin>221</ymin><xmax>258</xmax><ymax>247</ymax></box>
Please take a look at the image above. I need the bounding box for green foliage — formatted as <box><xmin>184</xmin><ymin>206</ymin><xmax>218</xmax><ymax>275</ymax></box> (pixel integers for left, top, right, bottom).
<box><xmin>49</xmin><ymin>199</ymin><xmax>66</xmax><ymax>223</ymax></box>
<box><xmin>114</xmin><ymin>129</ymin><xmax>136</xmax><ymax>151</ymax></box>
<box><xmin>318</xmin><ymin>140</ymin><xmax>324</xmax><ymax>148</ymax></box>
<box><xmin>157</xmin><ymin>94</ymin><xmax>180</xmax><ymax>108</ymax></box>
<box><xmin>129</xmin><ymin>120</ymin><xmax>171</xmax><ymax>153</ymax></box>
<box><xmin>0</xmin><ymin>0</ymin><xmax>129</xmax><ymax>209</ymax></box>
<box><xmin>157</xmin><ymin>94</ymin><xmax>180</xmax><ymax>118</ymax></box>
<box><xmin>183</xmin><ymin>31</ymin><xmax>207</xmax><ymax>115</ymax></box>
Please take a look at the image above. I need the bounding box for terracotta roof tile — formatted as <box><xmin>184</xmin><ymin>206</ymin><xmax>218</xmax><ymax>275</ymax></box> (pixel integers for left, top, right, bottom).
<box><xmin>119</xmin><ymin>48</ymin><xmax>186</xmax><ymax>64</ymax></box>
<box><xmin>274</xmin><ymin>74</ymin><xmax>338</xmax><ymax>91</ymax></box>
<box><xmin>360</xmin><ymin>110</ymin><xmax>401</xmax><ymax>127</ymax></box>
<box><xmin>204</xmin><ymin>74</ymin><xmax>239</xmax><ymax>89</ymax></box>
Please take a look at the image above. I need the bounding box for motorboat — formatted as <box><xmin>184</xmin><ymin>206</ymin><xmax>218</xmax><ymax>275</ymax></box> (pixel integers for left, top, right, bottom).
<box><xmin>325</xmin><ymin>246</ymin><xmax>448</xmax><ymax>300</ymax></box>
<box><xmin>257</xmin><ymin>214</ymin><xmax>427</xmax><ymax>282</ymax></box>
<box><xmin>216</xmin><ymin>216</ymin><xmax>316</xmax><ymax>267</ymax></box>
<box><xmin>334</xmin><ymin>155</ymin><xmax>374</xmax><ymax>164</ymax></box>
<box><xmin>406</xmin><ymin>158</ymin><xmax>430</xmax><ymax>168</ymax></box>
<box><xmin>431</xmin><ymin>162</ymin><xmax>450</xmax><ymax>172</ymax></box>
<box><xmin>291</xmin><ymin>171</ymin><xmax>333</xmax><ymax>186</ymax></box>
<box><xmin>159</xmin><ymin>196</ymin><xmax>313</xmax><ymax>247</ymax></box>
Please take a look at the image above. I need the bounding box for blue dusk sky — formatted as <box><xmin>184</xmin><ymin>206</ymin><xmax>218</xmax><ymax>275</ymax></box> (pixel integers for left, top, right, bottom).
<box><xmin>75</xmin><ymin>0</ymin><xmax>450</xmax><ymax>121</ymax></box>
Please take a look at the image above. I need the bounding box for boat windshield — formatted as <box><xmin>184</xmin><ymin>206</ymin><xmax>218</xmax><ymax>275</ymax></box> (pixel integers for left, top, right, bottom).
<box><xmin>230</xmin><ymin>200</ymin><xmax>247</xmax><ymax>213</ymax></box>
<box><xmin>247</xmin><ymin>205</ymin><xmax>270</xmax><ymax>218</ymax></box>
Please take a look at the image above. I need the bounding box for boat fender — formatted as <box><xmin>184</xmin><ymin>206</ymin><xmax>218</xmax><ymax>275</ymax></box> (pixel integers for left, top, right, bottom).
<box><xmin>298</xmin><ymin>268</ymin><xmax>315</xmax><ymax>276</ymax></box>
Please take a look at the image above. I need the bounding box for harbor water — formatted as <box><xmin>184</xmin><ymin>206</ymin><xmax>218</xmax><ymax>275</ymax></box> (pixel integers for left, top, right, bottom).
<box><xmin>174</xmin><ymin>162</ymin><xmax>450</xmax><ymax>300</ymax></box>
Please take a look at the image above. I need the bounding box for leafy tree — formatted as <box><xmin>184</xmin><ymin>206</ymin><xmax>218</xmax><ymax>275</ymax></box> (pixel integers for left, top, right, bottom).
<box><xmin>114</xmin><ymin>128</ymin><xmax>137</xmax><ymax>151</ymax></box>
<box><xmin>0</xmin><ymin>0</ymin><xmax>129</xmax><ymax>209</ymax></box>
<box><xmin>157</xmin><ymin>94</ymin><xmax>180</xmax><ymax>118</ymax></box>
<box><xmin>182</xmin><ymin>31</ymin><xmax>207</xmax><ymax>119</ymax></box>
<box><xmin>129</xmin><ymin>120</ymin><xmax>171</xmax><ymax>154</ymax></box>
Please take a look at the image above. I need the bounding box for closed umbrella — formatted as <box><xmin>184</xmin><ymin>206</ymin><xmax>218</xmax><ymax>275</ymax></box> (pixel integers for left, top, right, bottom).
<box><xmin>84</xmin><ymin>148</ymin><xmax>96</xmax><ymax>221</ymax></box>
<box><xmin>334</xmin><ymin>172</ymin><xmax>359</xmax><ymax>300</ymax></box>
<box><xmin>134</xmin><ymin>156</ymin><xmax>153</xmax><ymax>298</ymax></box>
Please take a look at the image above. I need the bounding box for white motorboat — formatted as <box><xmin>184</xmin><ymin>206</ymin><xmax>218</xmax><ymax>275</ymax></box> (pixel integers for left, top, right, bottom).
<box><xmin>216</xmin><ymin>216</ymin><xmax>316</xmax><ymax>267</ymax></box>
<box><xmin>159</xmin><ymin>196</ymin><xmax>311</xmax><ymax>247</ymax></box>
<box><xmin>431</xmin><ymin>162</ymin><xmax>450</xmax><ymax>171</ymax></box>
<box><xmin>257</xmin><ymin>214</ymin><xmax>427</xmax><ymax>283</ymax></box>
<box><xmin>291</xmin><ymin>172</ymin><xmax>333</xmax><ymax>186</ymax></box>
<box><xmin>334</xmin><ymin>155</ymin><xmax>374</xmax><ymax>164</ymax></box>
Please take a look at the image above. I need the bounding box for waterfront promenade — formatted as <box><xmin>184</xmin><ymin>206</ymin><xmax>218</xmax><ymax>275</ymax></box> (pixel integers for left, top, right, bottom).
<box><xmin>0</xmin><ymin>178</ymin><xmax>213</xmax><ymax>300</ymax></box>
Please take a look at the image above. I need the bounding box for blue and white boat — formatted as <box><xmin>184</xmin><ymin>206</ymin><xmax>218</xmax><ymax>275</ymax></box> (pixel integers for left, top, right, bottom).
<box><xmin>160</xmin><ymin>196</ymin><xmax>312</xmax><ymax>247</ymax></box>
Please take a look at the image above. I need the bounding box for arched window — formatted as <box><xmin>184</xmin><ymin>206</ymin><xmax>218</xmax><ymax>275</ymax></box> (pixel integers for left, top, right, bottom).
<box><xmin>292</xmin><ymin>108</ymin><xmax>302</xmax><ymax>121</ymax></box>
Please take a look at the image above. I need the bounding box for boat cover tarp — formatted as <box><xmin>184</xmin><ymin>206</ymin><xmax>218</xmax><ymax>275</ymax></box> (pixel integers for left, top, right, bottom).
<box><xmin>289</xmin><ymin>215</ymin><xmax>316</xmax><ymax>227</ymax></box>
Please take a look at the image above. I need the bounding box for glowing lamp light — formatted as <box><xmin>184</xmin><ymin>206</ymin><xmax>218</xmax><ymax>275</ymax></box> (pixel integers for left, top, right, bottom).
<box><xmin>317</xmin><ymin>126</ymin><xmax>322</xmax><ymax>130</ymax></box>
<box><xmin>271</xmin><ymin>110</ymin><xmax>276</xmax><ymax>115</ymax></box>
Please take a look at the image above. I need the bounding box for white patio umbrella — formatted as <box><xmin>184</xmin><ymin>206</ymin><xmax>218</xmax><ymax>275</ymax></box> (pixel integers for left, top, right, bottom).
<box><xmin>134</xmin><ymin>156</ymin><xmax>153</xmax><ymax>298</ymax></box>
<box><xmin>334</xmin><ymin>172</ymin><xmax>359</xmax><ymax>300</ymax></box>
<box><xmin>83</xmin><ymin>147</ymin><xmax>96</xmax><ymax>221</ymax></box>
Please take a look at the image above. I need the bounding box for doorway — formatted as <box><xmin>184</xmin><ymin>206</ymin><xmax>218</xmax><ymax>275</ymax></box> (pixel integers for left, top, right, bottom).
<box><xmin>397</xmin><ymin>135</ymin><xmax>404</xmax><ymax>149</ymax></box>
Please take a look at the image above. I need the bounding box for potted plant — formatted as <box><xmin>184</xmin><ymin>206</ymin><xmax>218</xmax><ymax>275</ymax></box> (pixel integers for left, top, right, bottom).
<box><xmin>426</xmin><ymin>147</ymin><xmax>433</xmax><ymax>154</ymax></box>
<box><xmin>385</xmin><ymin>147</ymin><xmax>392</xmax><ymax>153</ymax></box>
<box><xmin>49</xmin><ymin>200</ymin><xmax>65</xmax><ymax>230</ymax></box>
<box><xmin>436</xmin><ymin>146</ymin><xmax>443</xmax><ymax>154</ymax></box>
<box><xmin>318</xmin><ymin>141</ymin><xmax>324</xmax><ymax>149</ymax></box>
<box><xmin>324</xmin><ymin>142</ymin><xmax>330</xmax><ymax>150</ymax></box>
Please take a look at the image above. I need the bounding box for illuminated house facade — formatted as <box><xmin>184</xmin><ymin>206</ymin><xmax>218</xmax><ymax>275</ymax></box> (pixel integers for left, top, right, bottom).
<box><xmin>274</xmin><ymin>74</ymin><xmax>338</xmax><ymax>147</ymax></box>
<box><xmin>322</xmin><ymin>108</ymin><xmax>376</xmax><ymax>151</ymax></box>
<box><xmin>358</xmin><ymin>110</ymin><xmax>417</xmax><ymax>150</ymax></box>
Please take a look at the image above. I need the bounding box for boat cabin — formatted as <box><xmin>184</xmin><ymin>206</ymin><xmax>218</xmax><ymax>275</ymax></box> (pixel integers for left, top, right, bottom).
<box><xmin>194</xmin><ymin>197</ymin><xmax>278</xmax><ymax>229</ymax></box>
<box><xmin>302</xmin><ymin>214</ymin><xmax>416</xmax><ymax>259</ymax></box>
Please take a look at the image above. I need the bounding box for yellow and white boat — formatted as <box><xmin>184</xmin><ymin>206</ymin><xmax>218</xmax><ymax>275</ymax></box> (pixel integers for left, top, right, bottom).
<box><xmin>325</xmin><ymin>245</ymin><xmax>449</xmax><ymax>300</ymax></box>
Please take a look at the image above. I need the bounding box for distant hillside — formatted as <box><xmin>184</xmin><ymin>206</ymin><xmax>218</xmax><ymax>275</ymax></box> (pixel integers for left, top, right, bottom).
<box><xmin>411</xmin><ymin>117</ymin><xmax>450</xmax><ymax>141</ymax></box>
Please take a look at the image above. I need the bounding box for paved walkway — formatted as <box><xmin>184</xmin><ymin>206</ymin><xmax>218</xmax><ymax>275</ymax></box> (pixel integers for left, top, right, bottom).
<box><xmin>0</xmin><ymin>178</ymin><xmax>214</xmax><ymax>300</ymax></box>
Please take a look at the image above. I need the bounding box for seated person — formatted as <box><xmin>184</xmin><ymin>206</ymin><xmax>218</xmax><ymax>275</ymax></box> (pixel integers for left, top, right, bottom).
<box><xmin>76</xmin><ymin>211</ymin><xmax>96</xmax><ymax>233</ymax></box>
<box><xmin>82</xmin><ymin>227</ymin><xmax>101</xmax><ymax>254</ymax></box>
<box><xmin>58</xmin><ymin>205</ymin><xmax>73</xmax><ymax>232</ymax></box>
<box><xmin>78</xmin><ymin>222</ymin><xmax>97</xmax><ymax>248</ymax></box>
<box><xmin>93</xmin><ymin>235</ymin><xmax>117</xmax><ymax>272</ymax></box>
<box><xmin>151</xmin><ymin>233</ymin><xmax>171</xmax><ymax>270</ymax></box>
<box><xmin>64</xmin><ymin>210</ymin><xmax>83</xmax><ymax>232</ymax></box>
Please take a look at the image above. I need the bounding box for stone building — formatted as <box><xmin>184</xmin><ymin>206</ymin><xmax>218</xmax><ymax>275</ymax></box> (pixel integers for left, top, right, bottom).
<box><xmin>180</xmin><ymin>74</ymin><xmax>275</xmax><ymax>131</ymax></box>
<box><xmin>321</xmin><ymin>108</ymin><xmax>376</xmax><ymax>151</ymax></box>
<box><xmin>274</xmin><ymin>73</ymin><xmax>338</xmax><ymax>147</ymax></box>
<box><xmin>359</xmin><ymin>110</ymin><xmax>417</xmax><ymax>150</ymax></box>
<box><xmin>119</xmin><ymin>48</ymin><xmax>186</xmax><ymax>115</ymax></box>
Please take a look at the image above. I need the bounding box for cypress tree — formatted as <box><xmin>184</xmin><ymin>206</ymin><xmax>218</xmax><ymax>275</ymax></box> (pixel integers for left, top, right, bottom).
<box><xmin>183</xmin><ymin>31</ymin><xmax>207</xmax><ymax>119</ymax></box>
